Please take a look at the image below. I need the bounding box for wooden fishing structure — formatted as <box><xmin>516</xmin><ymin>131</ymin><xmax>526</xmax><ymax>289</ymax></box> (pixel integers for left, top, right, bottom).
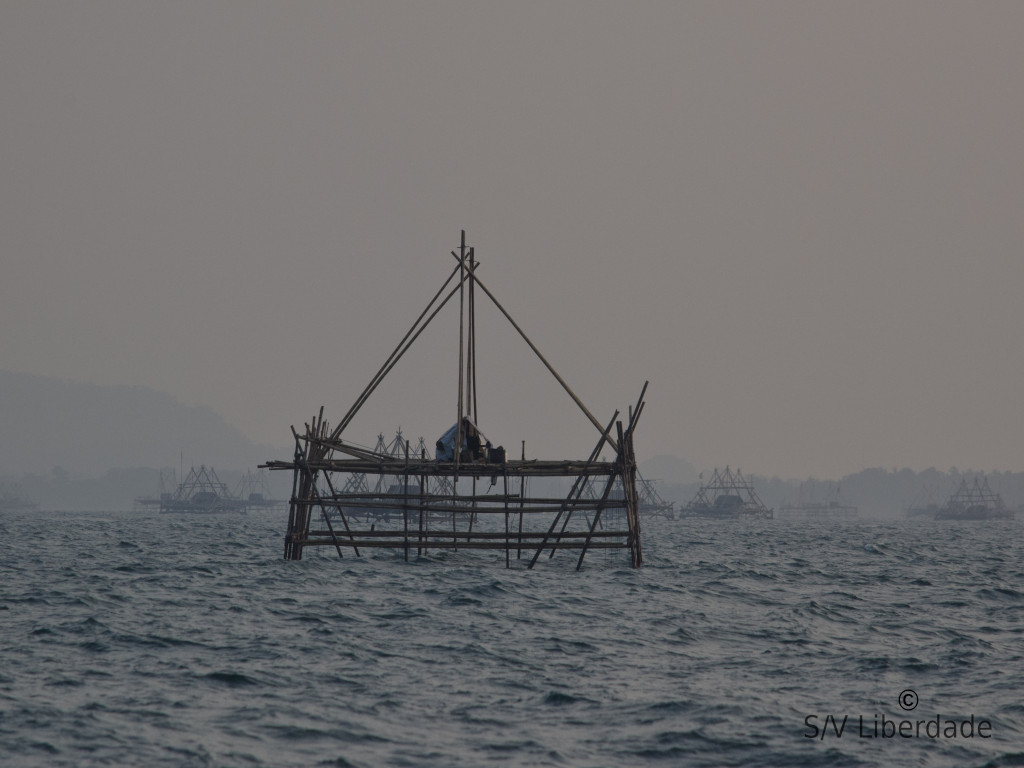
<box><xmin>135</xmin><ymin>465</ymin><xmax>249</xmax><ymax>514</ymax></box>
<box><xmin>263</xmin><ymin>231</ymin><xmax>646</xmax><ymax>569</ymax></box>
<box><xmin>679</xmin><ymin>466</ymin><xmax>773</xmax><ymax>520</ymax></box>
<box><xmin>933</xmin><ymin>475</ymin><xmax>1014</xmax><ymax>521</ymax></box>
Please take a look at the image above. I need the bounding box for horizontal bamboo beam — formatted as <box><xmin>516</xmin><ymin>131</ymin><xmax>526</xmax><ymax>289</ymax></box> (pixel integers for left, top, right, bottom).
<box><xmin>263</xmin><ymin>458</ymin><xmax>622</xmax><ymax>477</ymax></box>
<box><xmin>306</xmin><ymin>528</ymin><xmax>630</xmax><ymax>539</ymax></box>
<box><xmin>315</xmin><ymin>492</ymin><xmax>629</xmax><ymax>507</ymax></box>
<box><xmin>293</xmin><ymin>538</ymin><xmax>629</xmax><ymax>550</ymax></box>
<box><xmin>307</xmin><ymin>499</ymin><xmax>627</xmax><ymax>515</ymax></box>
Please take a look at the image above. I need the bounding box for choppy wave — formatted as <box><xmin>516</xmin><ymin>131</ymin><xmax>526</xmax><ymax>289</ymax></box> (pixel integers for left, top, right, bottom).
<box><xmin>1</xmin><ymin>511</ymin><xmax>1022</xmax><ymax>766</ymax></box>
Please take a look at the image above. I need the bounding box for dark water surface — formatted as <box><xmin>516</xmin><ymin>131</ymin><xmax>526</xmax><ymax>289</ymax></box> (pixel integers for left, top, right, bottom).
<box><xmin>2</xmin><ymin>510</ymin><xmax>1022</xmax><ymax>767</ymax></box>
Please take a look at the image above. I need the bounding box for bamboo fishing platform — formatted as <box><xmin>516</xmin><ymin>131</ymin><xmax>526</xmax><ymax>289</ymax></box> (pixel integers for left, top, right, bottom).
<box><xmin>262</xmin><ymin>231</ymin><xmax>646</xmax><ymax>569</ymax></box>
<box><xmin>134</xmin><ymin>465</ymin><xmax>251</xmax><ymax>514</ymax></box>
<box><xmin>678</xmin><ymin>466</ymin><xmax>773</xmax><ymax>520</ymax></box>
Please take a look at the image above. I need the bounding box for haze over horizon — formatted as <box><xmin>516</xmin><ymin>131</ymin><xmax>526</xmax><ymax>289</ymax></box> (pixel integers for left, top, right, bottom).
<box><xmin>3</xmin><ymin>3</ymin><xmax>1022</xmax><ymax>480</ymax></box>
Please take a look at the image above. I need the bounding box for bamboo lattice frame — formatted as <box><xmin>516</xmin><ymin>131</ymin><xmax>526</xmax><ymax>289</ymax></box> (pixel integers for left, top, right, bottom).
<box><xmin>263</xmin><ymin>232</ymin><xmax>646</xmax><ymax>569</ymax></box>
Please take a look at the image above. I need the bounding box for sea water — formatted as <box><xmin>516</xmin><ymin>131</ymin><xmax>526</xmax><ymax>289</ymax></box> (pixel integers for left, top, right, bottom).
<box><xmin>1</xmin><ymin>510</ymin><xmax>1022</xmax><ymax>767</ymax></box>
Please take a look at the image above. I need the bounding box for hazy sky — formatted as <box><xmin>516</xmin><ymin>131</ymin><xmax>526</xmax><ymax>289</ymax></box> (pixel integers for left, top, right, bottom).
<box><xmin>3</xmin><ymin>2</ymin><xmax>1022</xmax><ymax>479</ymax></box>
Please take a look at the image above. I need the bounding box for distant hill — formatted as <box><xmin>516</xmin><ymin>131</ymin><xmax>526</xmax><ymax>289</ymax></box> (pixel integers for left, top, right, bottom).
<box><xmin>0</xmin><ymin>370</ymin><xmax>289</xmax><ymax>477</ymax></box>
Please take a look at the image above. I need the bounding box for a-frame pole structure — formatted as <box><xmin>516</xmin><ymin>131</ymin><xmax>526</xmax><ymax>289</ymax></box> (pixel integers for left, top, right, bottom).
<box><xmin>267</xmin><ymin>231</ymin><xmax>646</xmax><ymax>569</ymax></box>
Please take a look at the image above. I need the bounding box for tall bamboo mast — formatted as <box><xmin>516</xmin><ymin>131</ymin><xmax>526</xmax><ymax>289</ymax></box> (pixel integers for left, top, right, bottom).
<box><xmin>455</xmin><ymin>230</ymin><xmax>466</xmax><ymax>473</ymax></box>
<box><xmin>469</xmin><ymin>245</ymin><xmax>478</xmax><ymax>424</ymax></box>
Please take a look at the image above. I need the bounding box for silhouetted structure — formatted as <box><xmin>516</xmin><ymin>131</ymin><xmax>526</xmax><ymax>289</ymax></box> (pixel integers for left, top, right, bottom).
<box><xmin>679</xmin><ymin>466</ymin><xmax>773</xmax><ymax>520</ymax></box>
<box><xmin>263</xmin><ymin>231</ymin><xmax>646</xmax><ymax>569</ymax></box>
<box><xmin>135</xmin><ymin>465</ymin><xmax>248</xmax><ymax>513</ymax></box>
<box><xmin>933</xmin><ymin>476</ymin><xmax>1014</xmax><ymax>521</ymax></box>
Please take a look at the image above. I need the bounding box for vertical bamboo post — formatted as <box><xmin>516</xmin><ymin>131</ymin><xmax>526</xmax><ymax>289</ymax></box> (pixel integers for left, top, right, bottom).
<box><xmin>284</xmin><ymin>436</ymin><xmax>302</xmax><ymax>559</ymax></box>
<box><xmin>452</xmin><ymin>494</ymin><xmax>458</xmax><ymax>550</ymax></box>
<box><xmin>469</xmin><ymin>246</ymin><xmax>478</xmax><ymax>424</ymax></box>
<box><xmin>403</xmin><ymin>439</ymin><xmax>410</xmax><ymax>562</ymax></box>
<box><xmin>624</xmin><ymin>427</ymin><xmax>643</xmax><ymax>567</ymax></box>
<box><xmin>468</xmin><ymin>474</ymin><xmax>476</xmax><ymax>542</ymax></box>
<box><xmin>418</xmin><ymin>445</ymin><xmax>426</xmax><ymax>558</ymax></box>
<box><xmin>455</xmin><ymin>230</ymin><xmax>465</xmax><ymax>476</ymax></box>
<box><xmin>504</xmin><ymin>470</ymin><xmax>510</xmax><ymax>568</ymax></box>
<box><xmin>518</xmin><ymin>440</ymin><xmax>525</xmax><ymax>559</ymax></box>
